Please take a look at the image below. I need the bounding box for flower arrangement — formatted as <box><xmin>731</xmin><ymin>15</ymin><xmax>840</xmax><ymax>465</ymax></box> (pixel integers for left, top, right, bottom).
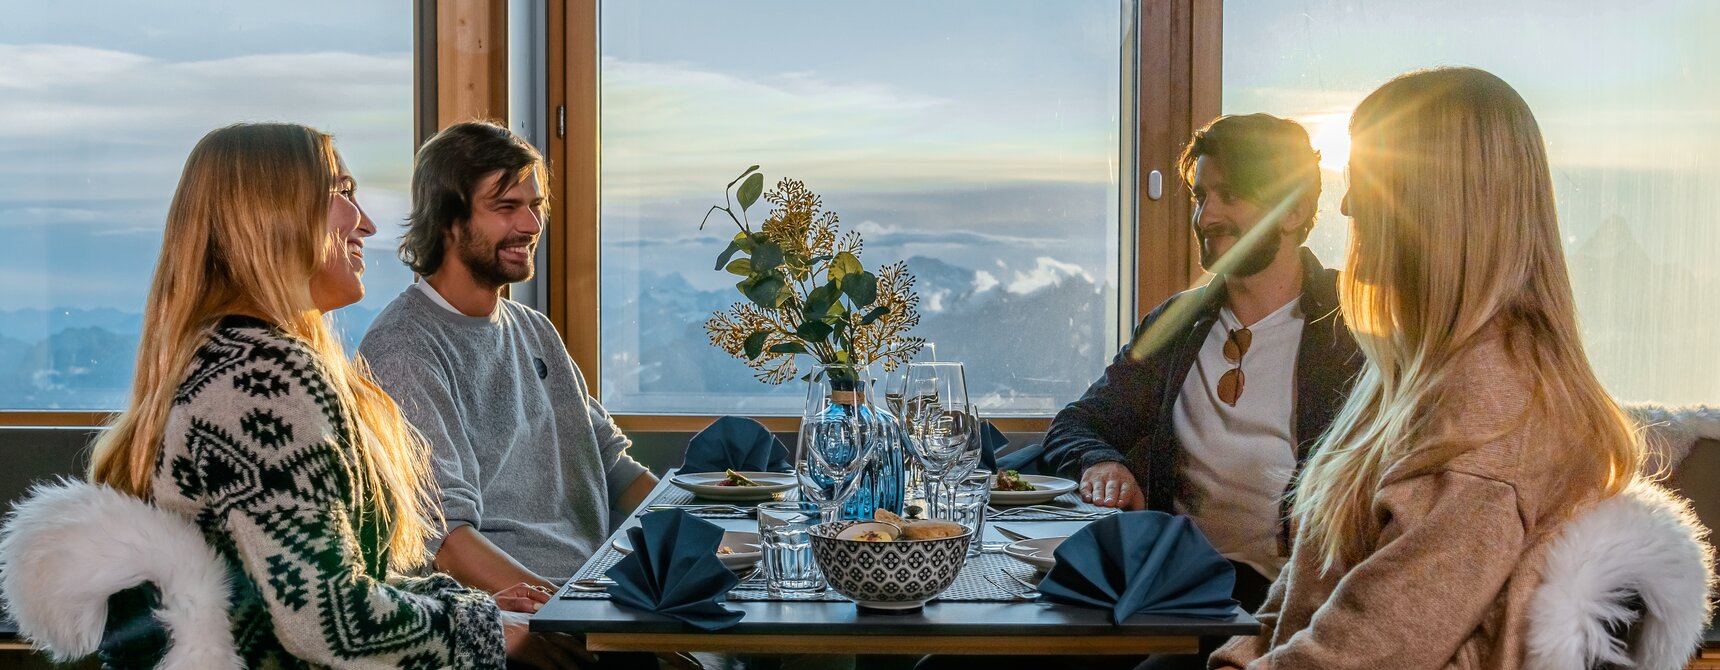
<box><xmin>700</xmin><ymin>166</ymin><xmax>924</xmax><ymax>385</ymax></box>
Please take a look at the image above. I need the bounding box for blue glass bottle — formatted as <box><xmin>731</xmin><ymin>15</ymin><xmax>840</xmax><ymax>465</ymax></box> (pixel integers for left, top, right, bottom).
<box><xmin>838</xmin><ymin>371</ymin><xmax>905</xmax><ymax>520</ymax></box>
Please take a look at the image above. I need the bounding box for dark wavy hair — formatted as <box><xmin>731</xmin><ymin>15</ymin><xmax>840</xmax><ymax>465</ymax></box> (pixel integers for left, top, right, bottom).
<box><xmin>400</xmin><ymin>121</ymin><xmax>548</xmax><ymax>276</ymax></box>
<box><xmin>1177</xmin><ymin>113</ymin><xmax>1322</xmax><ymax>242</ymax></box>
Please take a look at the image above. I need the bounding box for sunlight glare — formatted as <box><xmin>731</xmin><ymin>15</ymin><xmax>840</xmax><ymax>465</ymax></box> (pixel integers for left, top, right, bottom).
<box><xmin>1297</xmin><ymin>111</ymin><xmax>1356</xmax><ymax>172</ymax></box>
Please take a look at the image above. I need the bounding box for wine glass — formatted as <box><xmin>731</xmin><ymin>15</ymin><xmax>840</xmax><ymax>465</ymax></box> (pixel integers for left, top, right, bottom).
<box><xmin>796</xmin><ymin>363</ymin><xmax>884</xmax><ymax>523</ymax></box>
<box><xmin>882</xmin><ymin>341</ymin><xmax>936</xmax><ymax>417</ymax></box>
<box><xmin>900</xmin><ymin>361</ymin><xmax>981</xmax><ymax>519</ymax></box>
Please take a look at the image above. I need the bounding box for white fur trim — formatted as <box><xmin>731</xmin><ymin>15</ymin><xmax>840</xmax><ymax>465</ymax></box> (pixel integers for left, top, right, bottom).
<box><xmin>1528</xmin><ymin>480</ymin><xmax>1716</xmax><ymax>670</ymax></box>
<box><xmin>0</xmin><ymin>479</ymin><xmax>239</xmax><ymax>668</ymax></box>
<box><xmin>1625</xmin><ymin>402</ymin><xmax>1720</xmax><ymax>475</ymax></box>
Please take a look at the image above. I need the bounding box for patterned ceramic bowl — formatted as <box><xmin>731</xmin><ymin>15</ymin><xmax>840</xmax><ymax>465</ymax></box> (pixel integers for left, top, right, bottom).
<box><xmin>809</xmin><ymin>520</ymin><xmax>974</xmax><ymax>612</ymax></box>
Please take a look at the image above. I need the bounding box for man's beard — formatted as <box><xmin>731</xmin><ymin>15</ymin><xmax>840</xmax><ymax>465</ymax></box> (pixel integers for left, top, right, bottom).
<box><xmin>1196</xmin><ymin>221</ymin><xmax>1282</xmax><ymax>278</ymax></box>
<box><xmin>458</xmin><ymin>227</ymin><xmax>535</xmax><ymax>289</ymax></box>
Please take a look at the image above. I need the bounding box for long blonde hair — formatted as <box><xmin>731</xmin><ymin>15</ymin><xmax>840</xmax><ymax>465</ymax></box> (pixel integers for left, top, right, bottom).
<box><xmin>1292</xmin><ymin>68</ymin><xmax>1641</xmax><ymax>572</ymax></box>
<box><xmin>89</xmin><ymin>123</ymin><xmax>439</xmax><ymax>570</ymax></box>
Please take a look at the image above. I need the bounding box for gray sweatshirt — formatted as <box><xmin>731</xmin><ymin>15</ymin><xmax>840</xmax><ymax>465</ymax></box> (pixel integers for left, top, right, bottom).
<box><xmin>359</xmin><ymin>286</ymin><xmax>648</xmax><ymax>582</ymax></box>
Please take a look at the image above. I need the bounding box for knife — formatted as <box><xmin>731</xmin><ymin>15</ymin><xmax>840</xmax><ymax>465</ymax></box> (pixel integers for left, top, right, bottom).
<box><xmin>993</xmin><ymin>525</ymin><xmax>1035</xmax><ymax>543</ymax></box>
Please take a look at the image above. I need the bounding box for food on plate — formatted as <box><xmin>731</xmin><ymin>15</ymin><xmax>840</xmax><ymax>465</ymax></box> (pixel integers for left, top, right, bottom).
<box><xmin>715</xmin><ymin>469</ymin><xmax>762</xmax><ymax>487</ymax></box>
<box><xmin>873</xmin><ymin>509</ymin><xmax>908</xmax><ymax>526</ymax></box>
<box><xmin>993</xmin><ymin>470</ymin><xmax>1036</xmax><ymax>492</ymax></box>
<box><xmin>717</xmin><ymin>546</ymin><xmax>734</xmax><ymax>555</ymax></box>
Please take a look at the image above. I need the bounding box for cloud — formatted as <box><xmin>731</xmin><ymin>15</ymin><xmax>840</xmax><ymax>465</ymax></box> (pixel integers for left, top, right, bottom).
<box><xmin>972</xmin><ymin>270</ymin><xmax>999</xmax><ymax>292</ymax></box>
<box><xmin>1006</xmin><ymin>256</ymin><xmax>1095</xmax><ymax>294</ymax></box>
<box><xmin>599</xmin><ymin>57</ymin><xmax>1118</xmax><ymax>199</ymax></box>
<box><xmin>0</xmin><ymin>43</ymin><xmax>413</xmax><ymax>204</ymax></box>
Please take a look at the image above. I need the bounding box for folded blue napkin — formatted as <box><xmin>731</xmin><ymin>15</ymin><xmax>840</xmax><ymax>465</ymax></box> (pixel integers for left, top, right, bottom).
<box><xmin>603</xmin><ymin>510</ymin><xmax>744</xmax><ymax>630</ymax></box>
<box><xmin>994</xmin><ymin>442</ymin><xmax>1046</xmax><ymax>476</ymax></box>
<box><xmin>681</xmin><ymin>416</ymin><xmax>792</xmax><ymax>474</ymax></box>
<box><xmin>978</xmin><ymin>420</ymin><xmax>1008</xmax><ymax>472</ymax></box>
<box><xmin>1037</xmin><ymin>511</ymin><xmax>1239</xmax><ymax>623</ymax></box>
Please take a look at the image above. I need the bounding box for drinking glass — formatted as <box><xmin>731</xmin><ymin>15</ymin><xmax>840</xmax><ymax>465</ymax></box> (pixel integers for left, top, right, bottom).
<box><xmin>882</xmin><ymin>343</ymin><xmax>936</xmax><ymax>517</ymax></box>
<box><xmin>900</xmin><ymin>361</ymin><xmax>981</xmax><ymax>519</ymax></box>
<box><xmin>947</xmin><ymin>470</ymin><xmax>992</xmax><ymax>557</ymax></box>
<box><xmin>757</xmin><ymin>501</ymin><xmax>825</xmax><ymax>594</ymax></box>
<box><xmin>796</xmin><ymin>363</ymin><xmax>884</xmax><ymax>523</ymax></box>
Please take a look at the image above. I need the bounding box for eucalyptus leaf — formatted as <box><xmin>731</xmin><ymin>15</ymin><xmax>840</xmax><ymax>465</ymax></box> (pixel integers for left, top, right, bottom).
<box><xmin>743</xmin><ymin>331</ymin><xmax>769</xmax><ymax>360</ymax></box>
<box><xmin>714</xmin><ymin>238</ymin><xmax>746</xmax><ymax>271</ymax></box>
<box><xmin>724</xmin><ymin>258</ymin><xmax>752</xmax><ymax>276</ymax></box>
<box><xmin>753</xmin><ymin>240</ymin><xmax>785</xmax><ymax>272</ymax></box>
<box><xmin>742</xmin><ymin>275</ymin><xmax>790</xmax><ymax>308</ymax></box>
<box><xmin>858</xmin><ymin>304</ymin><xmax>890</xmax><ymax>326</ymax></box>
<box><xmin>829</xmin><ymin>251</ymin><xmax>863</xmax><ymax>284</ymax></box>
<box><xmin>842</xmin><ymin>271</ymin><xmax>879</xmax><ymax>306</ymax></box>
<box><xmin>737</xmin><ymin>173</ymin><xmax>765</xmax><ymax>211</ymax></box>
<box><xmin>803</xmin><ymin>282</ymin><xmax>842</xmax><ymax>319</ymax></box>
<box><xmin>767</xmin><ymin>342</ymin><xmax>809</xmax><ymax>355</ymax></box>
<box><xmin>796</xmin><ymin>319</ymin><xmax>833</xmax><ymax>342</ymax></box>
<box><xmin>726</xmin><ymin>165</ymin><xmax>761</xmax><ymax>189</ymax></box>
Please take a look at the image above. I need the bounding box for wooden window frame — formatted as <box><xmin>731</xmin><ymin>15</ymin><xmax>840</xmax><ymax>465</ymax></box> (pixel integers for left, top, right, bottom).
<box><xmin>0</xmin><ymin>0</ymin><xmax>1221</xmax><ymax>433</ymax></box>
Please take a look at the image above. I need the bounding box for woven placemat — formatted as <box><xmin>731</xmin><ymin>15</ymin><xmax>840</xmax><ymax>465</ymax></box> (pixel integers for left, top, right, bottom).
<box><xmin>985</xmin><ymin>492</ymin><xmax>1115</xmax><ymax>520</ymax></box>
<box><xmin>559</xmin><ymin>546</ymin><xmax>1038</xmax><ymax>604</ymax></box>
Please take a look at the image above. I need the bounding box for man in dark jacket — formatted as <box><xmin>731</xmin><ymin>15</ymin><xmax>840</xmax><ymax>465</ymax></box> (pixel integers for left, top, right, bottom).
<box><xmin>1043</xmin><ymin>114</ymin><xmax>1362</xmax><ymax>617</ymax></box>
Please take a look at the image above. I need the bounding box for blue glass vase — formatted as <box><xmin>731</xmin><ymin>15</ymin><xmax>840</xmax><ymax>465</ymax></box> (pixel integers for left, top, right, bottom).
<box><xmin>842</xmin><ymin>391</ymin><xmax>905</xmax><ymax>521</ymax></box>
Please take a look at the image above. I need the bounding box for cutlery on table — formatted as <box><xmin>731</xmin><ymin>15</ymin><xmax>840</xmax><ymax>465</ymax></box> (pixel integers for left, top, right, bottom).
<box><xmin>983</xmin><ymin>573</ymin><xmax>1038</xmax><ymax>600</ymax></box>
<box><xmin>989</xmin><ymin>505</ymin><xmax>1116</xmax><ymax>520</ymax></box>
<box><xmin>1004</xmin><ymin>570</ymin><xmax>1042</xmax><ymax>592</ymax></box>
<box><xmin>644</xmin><ymin>503</ymin><xmax>752</xmax><ymax>515</ymax></box>
<box><xmin>993</xmin><ymin>525</ymin><xmax>1035</xmax><ymax>543</ymax></box>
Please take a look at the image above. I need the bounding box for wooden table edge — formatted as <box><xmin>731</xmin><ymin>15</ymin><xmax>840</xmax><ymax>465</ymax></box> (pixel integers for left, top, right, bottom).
<box><xmin>583</xmin><ymin>632</ymin><xmax>1198</xmax><ymax>655</ymax></box>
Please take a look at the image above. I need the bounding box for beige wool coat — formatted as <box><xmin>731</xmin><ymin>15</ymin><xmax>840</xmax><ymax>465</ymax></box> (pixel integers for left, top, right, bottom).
<box><xmin>1211</xmin><ymin>331</ymin><xmax>1611</xmax><ymax>669</ymax></box>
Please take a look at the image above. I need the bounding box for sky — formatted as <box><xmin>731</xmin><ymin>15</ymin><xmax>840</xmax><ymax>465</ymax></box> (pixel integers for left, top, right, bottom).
<box><xmin>1</xmin><ymin>0</ymin><xmax>1715</xmax><ymax>407</ymax></box>
<box><xmin>0</xmin><ymin>0</ymin><xmax>418</xmax><ymax>319</ymax></box>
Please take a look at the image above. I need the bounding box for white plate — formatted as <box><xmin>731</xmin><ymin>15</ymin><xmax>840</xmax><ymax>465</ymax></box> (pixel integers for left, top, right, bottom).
<box><xmin>1002</xmin><ymin>536</ymin><xmax>1066</xmax><ymax>573</ymax></box>
<box><xmin>669</xmin><ymin>471</ymin><xmax>798</xmax><ymax>501</ymax></box>
<box><xmin>611</xmin><ymin>530</ymin><xmax>762</xmax><ymax>572</ymax></box>
<box><xmin>989</xmin><ymin>474</ymin><xmax>1078</xmax><ymax>505</ymax></box>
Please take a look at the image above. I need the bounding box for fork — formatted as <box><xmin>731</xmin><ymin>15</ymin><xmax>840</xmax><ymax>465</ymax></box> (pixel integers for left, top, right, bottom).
<box><xmin>982</xmin><ymin>574</ymin><xmax>1038</xmax><ymax>601</ymax></box>
<box><xmin>990</xmin><ymin>505</ymin><xmax>1116</xmax><ymax>519</ymax></box>
<box><xmin>644</xmin><ymin>503</ymin><xmax>750</xmax><ymax>515</ymax></box>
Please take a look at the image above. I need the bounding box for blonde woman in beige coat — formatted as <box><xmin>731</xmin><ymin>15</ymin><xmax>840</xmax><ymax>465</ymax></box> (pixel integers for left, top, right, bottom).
<box><xmin>1211</xmin><ymin>67</ymin><xmax>1644</xmax><ymax>669</ymax></box>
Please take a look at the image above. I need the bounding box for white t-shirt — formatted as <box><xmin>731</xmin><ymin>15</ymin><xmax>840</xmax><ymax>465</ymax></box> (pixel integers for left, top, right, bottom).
<box><xmin>1171</xmin><ymin>299</ymin><xmax>1304</xmax><ymax>579</ymax></box>
<box><xmin>416</xmin><ymin>279</ymin><xmax>466</xmax><ymax>315</ymax></box>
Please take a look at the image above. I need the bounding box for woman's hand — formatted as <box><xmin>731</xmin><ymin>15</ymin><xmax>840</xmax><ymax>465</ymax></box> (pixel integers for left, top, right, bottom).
<box><xmin>502</xmin><ymin>611</ymin><xmax>598</xmax><ymax>669</ymax></box>
<box><xmin>1079</xmin><ymin>461</ymin><xmax>1146</xmax><ymax>509</ymax></box>
<box><xmin>493</xmin><ymin>581</ymin><xmax>553</xmax><ymax>613</ymax></box>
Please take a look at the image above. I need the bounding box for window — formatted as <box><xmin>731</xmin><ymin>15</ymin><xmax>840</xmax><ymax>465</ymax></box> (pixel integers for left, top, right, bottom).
<box><xmin>1225</xmin><ymin>0</ymin><xmax>1720</xmax><ymax>404</ymax></box>
<box><xmin>0</xmin><ymin>1</ymin><xmax>416</xmax><ymax>410</ymax></box>
<box><xmin>597</xmin><ymin>0</ymin><xmax>1132</xmax><ymax>416</ymax></box>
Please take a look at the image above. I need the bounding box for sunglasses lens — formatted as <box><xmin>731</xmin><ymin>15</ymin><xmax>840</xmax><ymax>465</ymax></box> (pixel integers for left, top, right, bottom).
<box><xmin>1233</xmin><ymin>328</ymin><xmax>1253</xmax><ymax>352</ymax></box>
<box><xmin>1218</xmin><ymin>368</ymin><xmax>1243</xmax><ymax>406</ymax></box>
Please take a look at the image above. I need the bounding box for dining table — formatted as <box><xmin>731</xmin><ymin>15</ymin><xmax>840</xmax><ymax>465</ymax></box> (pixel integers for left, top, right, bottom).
<box><xmin>530</xmin><ymin>470</ymin><xmax>1261</xmax><ymax>657</ymax></box>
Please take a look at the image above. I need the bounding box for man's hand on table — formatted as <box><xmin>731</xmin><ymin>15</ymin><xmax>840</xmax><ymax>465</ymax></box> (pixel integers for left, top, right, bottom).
<box><xmin>1079</xmin><ymin>461</ymin><xmax>1146</xmax><ymax>510</ymax></box>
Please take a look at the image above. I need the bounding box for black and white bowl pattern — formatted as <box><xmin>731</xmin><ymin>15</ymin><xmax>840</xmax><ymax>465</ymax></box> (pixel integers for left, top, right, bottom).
<box><xmin>809</xmin><ymin>520</ymin><xmax>973</xmax><ymax>611</ymax></box>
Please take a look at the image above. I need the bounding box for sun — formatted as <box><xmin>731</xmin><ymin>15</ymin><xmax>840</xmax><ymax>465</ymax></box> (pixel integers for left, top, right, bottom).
<box><xmin>1296</xmin><ymin>111</ymin><xmax>1355</xmax><ymax>172</ymax></box>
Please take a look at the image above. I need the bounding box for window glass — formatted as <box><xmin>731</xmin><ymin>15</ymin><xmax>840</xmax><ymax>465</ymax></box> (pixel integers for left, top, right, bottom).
<box><xmin>599</xmin><ymin>0</ymin><xmax>1129</xmax><ymax>415</ymax></box>
<box><xmin>1225</xmin><ymin>0</ymin><xmax>1720</xmax><ymax>404</ymax></box>
<box><xmin>0</xmin><ymin>1</ymin><xmax>416</xmax><ymax>409</ymax></box>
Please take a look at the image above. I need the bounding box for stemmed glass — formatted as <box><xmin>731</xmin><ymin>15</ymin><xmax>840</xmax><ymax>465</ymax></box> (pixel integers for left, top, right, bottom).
<box><xmin>795</xmin><ymin>364</ymin><xmax>884</xmax><ymax>523</ymax></box>
<box><xmin>899</xmin><ymin>361</ymin><xmax>982</xmax><ymax>520</ymax></box>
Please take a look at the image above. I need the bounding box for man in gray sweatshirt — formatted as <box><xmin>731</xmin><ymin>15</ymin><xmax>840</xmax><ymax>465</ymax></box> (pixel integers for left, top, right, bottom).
<box><xmin>360</xmin><ymin>121</ymin><xmax>656</xmax><ymax>591</ymax></box>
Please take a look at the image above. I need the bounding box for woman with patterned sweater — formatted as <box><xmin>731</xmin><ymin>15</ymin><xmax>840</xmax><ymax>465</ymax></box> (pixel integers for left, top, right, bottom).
<box><xmin>86</xmin><ymin>124</ymin><xmax>568</xmax><ymax>668</ymax></box>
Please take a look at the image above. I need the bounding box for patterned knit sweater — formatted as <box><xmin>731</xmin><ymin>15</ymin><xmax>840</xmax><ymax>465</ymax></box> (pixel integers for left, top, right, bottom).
<box><xmin>151</xmin><ymin>316</ymin><xmax>506</xmax><ymax>668</ymax></box>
